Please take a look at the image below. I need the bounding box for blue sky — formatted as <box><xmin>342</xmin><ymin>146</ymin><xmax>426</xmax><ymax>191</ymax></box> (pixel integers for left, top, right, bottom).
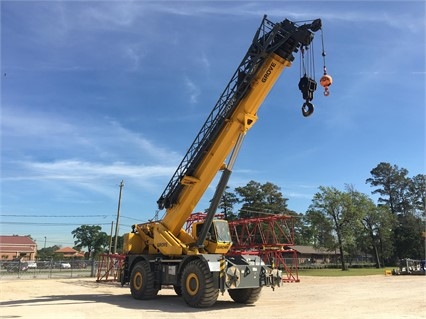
<box><xmin>1</xmin><ymin>1</ymin><xmax>425</xmax><ymax>249</ymax></box>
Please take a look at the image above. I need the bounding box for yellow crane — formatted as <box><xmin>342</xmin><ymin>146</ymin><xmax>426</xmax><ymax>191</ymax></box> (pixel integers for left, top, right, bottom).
<box><xmin>121</xmin><ymin>15</ymin><xmax>326</xmax><ymax>308</ymax></box>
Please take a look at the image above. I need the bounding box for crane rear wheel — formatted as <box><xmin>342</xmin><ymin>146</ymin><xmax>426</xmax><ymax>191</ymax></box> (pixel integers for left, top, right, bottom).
<box><xmin>130</xmin><ymin>260</ymin><xmax>158</xmax><ymax>300</ymax></box>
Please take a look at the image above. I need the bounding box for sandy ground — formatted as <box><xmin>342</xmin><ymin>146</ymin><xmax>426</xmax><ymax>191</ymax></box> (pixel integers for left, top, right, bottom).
<box><xmin>0</xmin><ymin>275</ymin><xmax>425</xmax><ymax>319</ymax></box>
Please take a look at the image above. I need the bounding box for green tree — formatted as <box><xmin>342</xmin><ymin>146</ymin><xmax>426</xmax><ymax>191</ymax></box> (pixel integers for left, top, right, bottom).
<box><xmin>410</xmin><ymin>174</ymin><xmax>426</xmax><ymax>217</ymax></box>
<box><xmin>71</xmin><ymin>225</ymin><xmax>109</xmax><ymax>259</ymax></box>
<box><xmin>307</xmin><ymin>186</ymin><xmax>366</xmax><ymax>270</ymax></box>
<box><xmin>374</xmin><ymin>206</ymin><xmax>396</xmax><ymax>265</ymax></box>
<box><xmin>108</xmin><ymin>235</ymin><xmax>124</xmax><ymax>254</ymax></box>
<box><xmin>218</xmin><ymin>186</ymin><xmax>238</xmax><ymax>220</ymax></box>
<box><xmin>293</xmin><ymin>213</ymin><xmax>314</xmax><ymax>246</ymax></box>
<box><xmin>366</xmin><ymin>163</ymin><xmax>424</xmax><ymax>261</ymax></box>
<box><xmin>359</xmin><ymin>203</ymin><xmax>395</xmax><ymax>267</ymax></box>
<box><xmin>235</xmin><ymin>180</ymin><xmax>288</xmax><ymax>218</ymax></box>
<box><xmin>352</xmin><ymin>191</ymin><xmax>390</xmax><ymax>268</ymax></box>
<box><xmin>394</xmin><ymin>213</ymin><xmax>425</xmax><ymax>260</ymax></box>
<box><xmin>37</xmin><ymin>245</ymin><xmax>60</xmax><ymax>260</ymax></box>
<box><xmin>366</xmin><ymin>162</ymin><xmax>411</xmax><ymax>215</ymax></box>
<box><xmin>303</xmin><ymin>210</ymin><xmax>335</xmax><ymax>248</ymax></box>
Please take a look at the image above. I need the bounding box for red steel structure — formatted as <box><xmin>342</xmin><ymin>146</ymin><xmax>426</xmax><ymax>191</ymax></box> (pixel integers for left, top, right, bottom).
<box><xmin>186</xmin><ymin>213</ymin><xmax>299</xmax><ymax>282</ymax></box>
<box><xmin>96</xmin><ymin>253</ymin><xmax>125</xmax><ymax>282</ymax></box>
<box><xmin>97</xmin><ymin>213</ymin><xmax>300</xmax><ymax>282</ymax></box>
<box><xmin>228</xmin><ymin>215</ymin><xmax>299</xmax><ymax>282</ymax></box>
<box><xmin>97</xmin><ymin>213</ymin><xmax>299</xmax><ymax>283</ymax></box>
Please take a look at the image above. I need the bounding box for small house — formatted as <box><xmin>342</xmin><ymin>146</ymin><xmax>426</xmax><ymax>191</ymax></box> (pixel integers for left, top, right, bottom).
<box><xmin>290</xmin><ymin>245</ymin><xmax>339</xmax><ymax>266</ymax></box>
<box><xmin>54</xmin><ymin>247</ymin><xmax>85</xmax><ymax>258</ymax></box>
<box><xmin>0</xmin><ymin>235</ymin><xmax>37</xmax><ymax>260</ymax></box>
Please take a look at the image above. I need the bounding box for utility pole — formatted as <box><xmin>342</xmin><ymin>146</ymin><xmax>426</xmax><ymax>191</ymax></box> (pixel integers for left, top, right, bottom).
<box><xmin>109</xmin><ymin>221</ymin><xmax>114</xmax><ymax>254</ymax></box>
<box><xmin>113</xmin><ymin>180</ymin><xmax>124</xmax><ymax>254</ymax></box>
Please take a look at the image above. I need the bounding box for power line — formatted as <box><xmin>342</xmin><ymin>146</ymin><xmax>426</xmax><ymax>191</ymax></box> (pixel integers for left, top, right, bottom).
<box><xmin>0</xmin><ymin>214</ymin><xmax>110</xmax><ymax>218</ymax></box>
<box><xmin>1</xmin><ymin>214</ymin><xmax>142</xmax><ymax>221</ymax></box>
<box><xmin>1</xmin><ymin>221</ymin><xmax>113</xmax><ymax>226</ymax></box>
<box><xmin>120</xmin><ymin>216</ymin><xmax>142</xmax><ymax>221</ymax></box>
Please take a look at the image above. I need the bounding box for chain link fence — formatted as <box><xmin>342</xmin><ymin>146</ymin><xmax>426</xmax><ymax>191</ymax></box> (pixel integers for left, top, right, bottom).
<box><xmin>0</xmin><ymin>260</ymin><xmax>96</xmax><ymax>280</ymax></box>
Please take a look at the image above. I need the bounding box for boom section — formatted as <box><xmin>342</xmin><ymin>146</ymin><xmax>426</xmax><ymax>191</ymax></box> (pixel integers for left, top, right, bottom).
<box><xmin>158</xmin><ymin>16</ymin><xmax>321</xmax><ymax>235</ymax></box>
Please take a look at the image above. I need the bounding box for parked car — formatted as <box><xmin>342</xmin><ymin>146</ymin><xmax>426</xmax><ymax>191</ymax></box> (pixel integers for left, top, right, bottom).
<box><xmin>37</xmin><ymin>261</ymin><xmax>53</xmax><ymax>269</ymax></box>
<box><xmin>6</xmin><ymin>261</ymin><xmax>28</xmax><ymax>272</ymax></box>
<box><xmin>57</xmin><ymin>262</ymin><xmax>71</xmax><ymax>269</ymax></box>
<box><xmin>70</xmin><ymin>260</ymin><xmax>87</xmax><ymax>269</ymax></box>
<box><xmin>27</xmin><ymin>261</ymin><xmax>37</xmax><ymax>269</ymax></box>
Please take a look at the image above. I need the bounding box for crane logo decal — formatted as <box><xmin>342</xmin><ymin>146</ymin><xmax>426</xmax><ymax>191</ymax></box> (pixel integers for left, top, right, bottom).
<box><xmin>261</xmin><ymin>62</ymin><xmax>277</xmax><ymax>83</ymax></box>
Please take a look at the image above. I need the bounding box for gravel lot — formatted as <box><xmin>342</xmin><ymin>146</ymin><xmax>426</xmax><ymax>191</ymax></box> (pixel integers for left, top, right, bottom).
<box><xmin>0</xmin><ymin>275</ymin><xmax>425</xmax><ymax>319</ymax></box>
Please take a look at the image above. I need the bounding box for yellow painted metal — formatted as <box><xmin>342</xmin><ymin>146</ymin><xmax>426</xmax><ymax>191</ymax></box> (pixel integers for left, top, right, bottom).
<box><xmin>189</xmin><ymin>220</ymin><xmax>232</xmax><ymax>254</ymax></box>
<box><xmin>123</xmin><ymin>53</ymin><xmax>292</xmax><ymax>257</ymax></box>
<box><xmin>152</xmin><ymin>223</ymin><xmax>186</xmax><ymax>255</ymax></box>
<box><xmin>162</xmin><ymin>53</ymin><xmax>291</xmax><ymax>237</ymax></box>
<box><xmin>181</xmin><ymin>175</ymin><xmax>200</xmax><ymax>186</ymax></box>
<box><xmin>133</xmin><ymin>271</ymin><xmax>143</xmax><ymax>290</ymax></box>
<box><xmin>123</xmin><ymin>232</ymin><xmax>145</xmax><ymax>254</ymax></box>
<box><xmin>185</xmin><ymin>273</ymin><xmax>199</xmax><ymax>296</ymax></box>
<box><xmin>204</xmin><ymin>240</ymin><xmax>232</xmax><ymax>254</ymax></box>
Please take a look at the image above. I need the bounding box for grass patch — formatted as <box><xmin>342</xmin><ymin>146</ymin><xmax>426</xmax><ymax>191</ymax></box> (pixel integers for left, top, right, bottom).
<box><xmin>298</xmin><ymin>268</ymin><xmax>391</xmax><ymax>277</ymax></box>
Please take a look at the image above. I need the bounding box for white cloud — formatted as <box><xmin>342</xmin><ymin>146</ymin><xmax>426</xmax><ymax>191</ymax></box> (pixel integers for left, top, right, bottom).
<box><xmin>3</xmin><ymin>159</ymin><xmax>175</xmax><ymax>201</ymax></box>
<box><xmin>122</xmin><ymin>44</ymin><xmax>147</xmax><ymax>71</ymax></box>
<box><xmin>2</xmin><ymin>105</ymin><xmax>180</xmax><ymax>163</ymax></box>
<box><xmin>184</xmin><ymin>76</ymin><xmax>201</xmax><ymax>104</ymax></box>
<box><xmin>6</xmin><ymin>160</ymin><xmax>171</xmax><ymax>181</ymax></box>
<box><xmin>2</xmin><ymin>107</ymin><xmax>75</xmax><ymax>137</ymax></box>
<box><xmin>80</xmin><ymin>2</ymin><xmax>144</xmax><ymax>29</ymax></box>
<box><xmin>1</xmin><ymin>104</ymin><xmax>182</xmax><ymax>201</ymax></box>
<box><xmin>197</xmin><ymin>53</ymin><xmax>211</xmax><ymax>73</ymax></box>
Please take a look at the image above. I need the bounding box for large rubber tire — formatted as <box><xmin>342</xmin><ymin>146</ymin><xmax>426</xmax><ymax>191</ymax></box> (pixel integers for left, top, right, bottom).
<box><xmin>181</xmin><ymin>259</ymin><xmax>219</xmax><ymax>308</ymax></box>
<box><xmin>130</xmin><ymin>260</ymin><xmax>158</xmax><ymax>300</ymax></box>
<box><xmin>228</xmin><ymin>287</ymin><xmax>262</xmax><ymax>304</ymax></box>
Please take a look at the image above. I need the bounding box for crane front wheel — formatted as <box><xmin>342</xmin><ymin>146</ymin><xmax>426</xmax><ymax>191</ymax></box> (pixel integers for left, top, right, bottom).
<box><xmin>181</xmin><ymin>259</ymin><xmax>219</xmax><ymax>308</ymax></box>
<box><xmin>228</xmin><ymin>287</ymin><xmax>262</xmax><ymax>304</ymax></box>
<box><xmin>130</xmin><ymin>260</ymin><xmax>158</xmax><ymax>300</ymax></box>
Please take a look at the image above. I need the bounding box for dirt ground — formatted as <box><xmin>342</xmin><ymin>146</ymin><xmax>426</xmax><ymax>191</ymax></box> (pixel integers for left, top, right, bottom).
<box><xmin>0</xmin><ymin>275</ymin><xmax>425</xmax><ymax>319</ymax></box>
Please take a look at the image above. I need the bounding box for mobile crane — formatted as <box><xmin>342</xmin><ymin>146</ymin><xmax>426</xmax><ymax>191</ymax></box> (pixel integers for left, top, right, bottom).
<box><xmin>121</xmin><ymin>15</ymin><xmax>326</xmax><ymax>308</ymax></box>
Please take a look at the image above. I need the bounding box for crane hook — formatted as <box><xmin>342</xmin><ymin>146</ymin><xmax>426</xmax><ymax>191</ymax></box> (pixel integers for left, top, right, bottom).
<box><xmin>299</xmin><ymin>75</ymin><xmax>316</xmax><ymax>117</ymax></box>
<box><xmin>302</xmin><ymin>101</ymin><xmax>314</xmax><ymax>117</ymax></box>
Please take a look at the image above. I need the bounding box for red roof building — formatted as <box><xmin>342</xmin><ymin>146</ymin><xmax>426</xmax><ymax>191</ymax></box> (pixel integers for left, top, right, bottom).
<box><xmin>54</xmin><ymin>247</ymin><xmax>85</xmax><ymax>258</ymax></box>
<box><xmin>0</xmin><ymin>235</ymin><xmax>37</xmax><ymax>260</ymax></box>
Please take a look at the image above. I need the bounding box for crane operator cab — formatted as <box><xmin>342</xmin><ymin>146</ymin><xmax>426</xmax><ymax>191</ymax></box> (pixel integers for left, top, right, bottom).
<box><xmin>192</xmin><ymin>219</ymin><xmax>232</xmax><ymax>254</ymax></box>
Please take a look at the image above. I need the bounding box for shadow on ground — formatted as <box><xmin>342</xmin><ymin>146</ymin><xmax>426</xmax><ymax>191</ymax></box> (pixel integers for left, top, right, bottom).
<box><xmin>0</xmin><ymin>279</ymin><xmax>252</xmax><ymax>313</ymax></box>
